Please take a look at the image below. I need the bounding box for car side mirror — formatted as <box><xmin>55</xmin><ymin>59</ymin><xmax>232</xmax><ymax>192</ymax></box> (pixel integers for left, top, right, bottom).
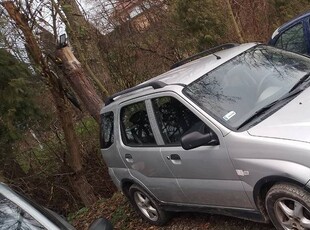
<box><xmin>89</xmin><ymin>218</ymin><xmax>113</xmax><ymax>230</ymax></box>
<box><xmin>181</xmin><ymin>131</ymin><xmax>219</xmax><ymax>150</ymax></box>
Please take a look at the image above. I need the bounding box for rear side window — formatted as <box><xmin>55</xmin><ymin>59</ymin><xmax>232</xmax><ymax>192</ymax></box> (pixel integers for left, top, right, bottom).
<box><xmin>100</xmin><ymin>112</ymin><xmax>114</xmax><ymax>149</ymax></box>
<box><xmin>120</xmin><ymin>101</ymin><xmax>156</xmax><ymax>146</ymax></box>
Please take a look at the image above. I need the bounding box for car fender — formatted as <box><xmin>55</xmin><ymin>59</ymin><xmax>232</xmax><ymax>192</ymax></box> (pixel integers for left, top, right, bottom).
<box><xmin>234</xmin><ymin>158</ymin><xmax>310</xmax><ymax>208</ymax></box>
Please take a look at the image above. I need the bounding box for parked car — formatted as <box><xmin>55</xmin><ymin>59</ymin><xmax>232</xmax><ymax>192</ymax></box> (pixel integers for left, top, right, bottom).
<box><xmin>0</xmin><ymin>182</ymin><xmax>112</xmax><ymax>229</ymax></box>
<box><xmin>100</xmin><ymin>43</ymin><xmax>310</xmax><ymax>230</ymax></box>
<box><xmin>269</xmin><ymin>11</ymin><xmax>310</xmax><ymax>55</ymax></box>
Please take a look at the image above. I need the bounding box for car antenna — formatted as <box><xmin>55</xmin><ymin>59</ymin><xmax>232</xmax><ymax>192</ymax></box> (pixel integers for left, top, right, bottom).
<box><xmin>212</xmin><ymin>53</ymin><xmax>221</xmax><ymax>60</ymax></box>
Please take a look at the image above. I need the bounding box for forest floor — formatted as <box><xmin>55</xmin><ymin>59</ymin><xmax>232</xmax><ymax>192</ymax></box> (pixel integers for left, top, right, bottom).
<box><xmin>72</xmin><ymin>192</ymin><xmax>276</xmax><ymax>230</ymax></box>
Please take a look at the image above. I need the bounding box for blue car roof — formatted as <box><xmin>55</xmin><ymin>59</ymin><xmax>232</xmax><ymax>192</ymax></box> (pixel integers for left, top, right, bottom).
<box><xmin>278</xmin><ymin>11</ymin><xmax>310</xmax><ymax>32</ymax></box>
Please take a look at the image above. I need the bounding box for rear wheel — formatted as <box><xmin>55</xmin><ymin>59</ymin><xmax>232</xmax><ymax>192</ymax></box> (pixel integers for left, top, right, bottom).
<box><xmin>128</xmin><ymin>184</ymin><xmax>170</xmax><ymax>226</ymax></box>
<box><xmin>266</xmin><ymin>183</ymin><xmax>310</xmax><ymax>230</ymax></box>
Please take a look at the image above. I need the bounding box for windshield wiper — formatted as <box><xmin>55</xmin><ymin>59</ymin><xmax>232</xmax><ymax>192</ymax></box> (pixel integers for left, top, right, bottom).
<box><xmin>236</xmin><ymin>101</ymin><xmax>278</xmax><ymax>130</ymax></box>
<box><xmin>289</xmin><ymin>73</ymin><xmax>310</xmax><ymax>93</ymax></box>
<box><xmin>237</xmin><ymin>89</ymin><xmax>304</xmax><ymax>130</ymax></box>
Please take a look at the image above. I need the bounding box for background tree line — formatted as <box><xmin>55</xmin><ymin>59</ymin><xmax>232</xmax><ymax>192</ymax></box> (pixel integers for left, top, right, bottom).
<box><xmin>0</xmin><ymin>0</ymin><xmax>309</xmax><ymax>215</ymax></box>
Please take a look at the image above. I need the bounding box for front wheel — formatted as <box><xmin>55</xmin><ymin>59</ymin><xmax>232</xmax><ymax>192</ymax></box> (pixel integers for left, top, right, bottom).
<box><xmin>128</xmin><ymin>184</ymin><xmax>170</xmax><ymax>226</ymax></box>
<box><xmin>265</xmin><ymin>183</ymin><xmax>310</xmax><ymax>230</ymax></box>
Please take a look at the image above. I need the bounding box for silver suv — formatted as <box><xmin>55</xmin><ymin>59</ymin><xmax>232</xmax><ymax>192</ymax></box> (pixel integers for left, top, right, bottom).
<box><xmin>100</xmin><ymin>43</ymin><xmax>310</xmax><ymax>230</ymax></box>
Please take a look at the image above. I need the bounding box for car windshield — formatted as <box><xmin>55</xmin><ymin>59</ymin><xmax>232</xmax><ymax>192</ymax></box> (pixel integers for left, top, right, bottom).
<box><xmin>183</xmin><ymin>45</ymin><xmax>310</xmax><ymax>130</ymax></box>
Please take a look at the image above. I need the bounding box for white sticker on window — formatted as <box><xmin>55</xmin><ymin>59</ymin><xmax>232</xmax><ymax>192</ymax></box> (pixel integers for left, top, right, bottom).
<box><xmin>223</xmin><ymin>111</ymin><xmax>236</xmax><ymax>121</ymax></box>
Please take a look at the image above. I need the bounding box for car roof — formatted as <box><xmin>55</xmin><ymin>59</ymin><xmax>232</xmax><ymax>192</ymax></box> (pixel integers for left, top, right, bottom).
<box><xmin>143</xmin><ymin>43</ymin><xmax>256</xmax><ymax>85</ymax></box>
<box><xmin>278</xmin><ymin>11</ymin><xmax>310</xmax><ymax>32</ymax></box>
<box><xmin>102</xmin><ymin>43</ymin><xmax>257</xmax><ymax>110</ymax></box>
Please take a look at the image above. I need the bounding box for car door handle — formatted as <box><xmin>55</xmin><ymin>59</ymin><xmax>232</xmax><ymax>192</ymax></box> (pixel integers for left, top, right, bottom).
<box><xmin>170</xmin><ymin>154</ymin><xmax>180</xmax><ymax>160</ymax></box>
<box><xmin>125</xmin><ymin>154</ymin><xmax>133</xmax><ymax>163</ymax></box>
<box><xmin>167</xmin><ymin>154</ymin><xmax>181</xmax><ymax>165</ymax></box>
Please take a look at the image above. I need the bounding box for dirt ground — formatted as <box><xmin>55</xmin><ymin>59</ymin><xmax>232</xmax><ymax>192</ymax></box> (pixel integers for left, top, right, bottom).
<box><xmin>72</xmin><ymin>192</ymin><xmax>276</xmax><ymax>230</ymax></box>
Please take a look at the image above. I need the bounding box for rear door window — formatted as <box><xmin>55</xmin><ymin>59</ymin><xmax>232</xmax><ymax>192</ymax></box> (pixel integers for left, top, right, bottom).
<box><xmin>120</xmin><ymin>101</ymin><xmax>156</xmax><ymax>146</ymax></box>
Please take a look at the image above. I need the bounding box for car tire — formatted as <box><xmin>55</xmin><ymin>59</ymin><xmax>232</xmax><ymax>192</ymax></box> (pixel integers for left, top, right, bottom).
<box><xmin>128</xmin><ymin>184</ymin><xmax>170</xmax><ymax>226</ymax></box>
<box><xmin>265</xmin><ymin>183</ymin><xmax>310</xmax><ymax>230</ymax></box>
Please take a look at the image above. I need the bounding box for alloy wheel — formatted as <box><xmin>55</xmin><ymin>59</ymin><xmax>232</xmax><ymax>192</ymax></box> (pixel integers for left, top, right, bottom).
<box><xmin>275</xmin><ymin>198</ymin><xmax>310</xmax><ymax>230</ymax></box>
<box><xmin>134</xmin><ymin>191</ymin><xmax>159</xmax><ymax>221</ymax></box>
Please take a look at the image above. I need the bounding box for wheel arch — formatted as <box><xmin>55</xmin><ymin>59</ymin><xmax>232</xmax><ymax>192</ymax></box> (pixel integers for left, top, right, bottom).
<box><xmin>253</xmin><ymin>176</ymin><xmax>307</xmax><ymax>221</ymax></box>
<box><xmin>120</xmin><ymin>178</ymin><xmax>134</xmax><ymax>199</ymax></box>
<box><xmin>120</xmin><ymin>179</ymin><xmax>160</xmax><ymax>203</ymax></box>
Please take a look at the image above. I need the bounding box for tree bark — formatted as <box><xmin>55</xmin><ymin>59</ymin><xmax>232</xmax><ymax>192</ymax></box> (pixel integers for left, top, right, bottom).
<box><xmin>2</xmin><ymin>0</ymin><xmax>97</xmax><ymax>206</ymax></box>
<box><xmin>56</xmin><ymin>47</ymin><xmax>103</xmax><ymax>123</ymax></box>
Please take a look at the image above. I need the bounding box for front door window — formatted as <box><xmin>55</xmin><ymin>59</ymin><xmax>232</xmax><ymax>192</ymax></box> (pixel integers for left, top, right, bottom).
<box><xmin>152</xmin><ymin>96</ymin><xmax>209</xmax><ymax>145</ymax></box>
<box><xmin>275</xmin><ymin>23</ymin><xmax>307</xmax><ymax>54</ymax></box>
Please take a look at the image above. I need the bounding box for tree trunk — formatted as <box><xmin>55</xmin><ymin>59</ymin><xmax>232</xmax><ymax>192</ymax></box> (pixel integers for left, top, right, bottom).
<box><xmin>70</xmin><ymin>174</ymin><xmax>97</xmax><ymax>206</ymax></box>
<box><xmin>57</xmin><ymin>0</ymin><xmax>113</xmax><ymax>97</ymax></box>
<box><xmin>2</xmin><ymin>1</ymin><xmax>97</xmax><ymax>206</ymax></box>
<box><xmin>50</xmin><ymin>77</ymin><xmax>97</xmax><ymax>206</ymax></box>
<box><xmin>56</xmin><ymin>47</ymin><xmax>103</xmax><ymax>123</ymax></box>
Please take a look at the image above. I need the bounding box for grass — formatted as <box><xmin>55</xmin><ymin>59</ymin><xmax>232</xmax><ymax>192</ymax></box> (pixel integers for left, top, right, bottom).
<box><xmin>68</xmin><ymin>207</ymin><xmax>89</xmax><ymax>223</ymax></box>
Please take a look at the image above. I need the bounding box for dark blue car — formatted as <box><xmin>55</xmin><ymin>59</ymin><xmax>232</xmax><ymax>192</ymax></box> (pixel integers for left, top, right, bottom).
<box><xmin>269</xmin><ymin>11</ymin><xmax>310</xmax><ymax>55</ymax></box>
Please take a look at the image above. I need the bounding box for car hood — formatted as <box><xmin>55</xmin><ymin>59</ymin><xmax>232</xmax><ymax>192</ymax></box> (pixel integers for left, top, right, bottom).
<box><xmin>248</xmin><ymin>87</ymin><xmax>310</xmax><ymax>143</ymax></box>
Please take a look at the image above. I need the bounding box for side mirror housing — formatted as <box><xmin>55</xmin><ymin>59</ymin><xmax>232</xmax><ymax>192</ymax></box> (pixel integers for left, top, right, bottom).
<box><xmin>89</xmin><ymin>218</ymin><xmax>113</xmax><ymax>230</ymax></box>
<box><xmin>181</xmin><ymin>131</ymin><xmax>219</xmax><ymax>150</ymax></box>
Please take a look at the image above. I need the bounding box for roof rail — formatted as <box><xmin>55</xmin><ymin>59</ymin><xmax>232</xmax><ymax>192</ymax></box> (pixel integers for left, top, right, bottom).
<box><xmin>170</xmin><ymin>43</ymin><xmax>239</xmax><ymax>70</ymax></box>
<box><xmin>105</xmin><ymin>81</ymin><xmax>167</xmax><ymax>106</ymax></box>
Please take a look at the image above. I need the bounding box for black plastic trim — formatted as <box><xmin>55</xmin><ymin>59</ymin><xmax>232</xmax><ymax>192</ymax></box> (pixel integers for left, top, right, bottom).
<box><xmin>159</xmin><ymin>201</ymin><xmax>266</xmax><ymax>223</ymax></box>
<box><xmin>170</xmin><ymin>43</ymin><xmax>239</xmax><ymax>69</ymax></box>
